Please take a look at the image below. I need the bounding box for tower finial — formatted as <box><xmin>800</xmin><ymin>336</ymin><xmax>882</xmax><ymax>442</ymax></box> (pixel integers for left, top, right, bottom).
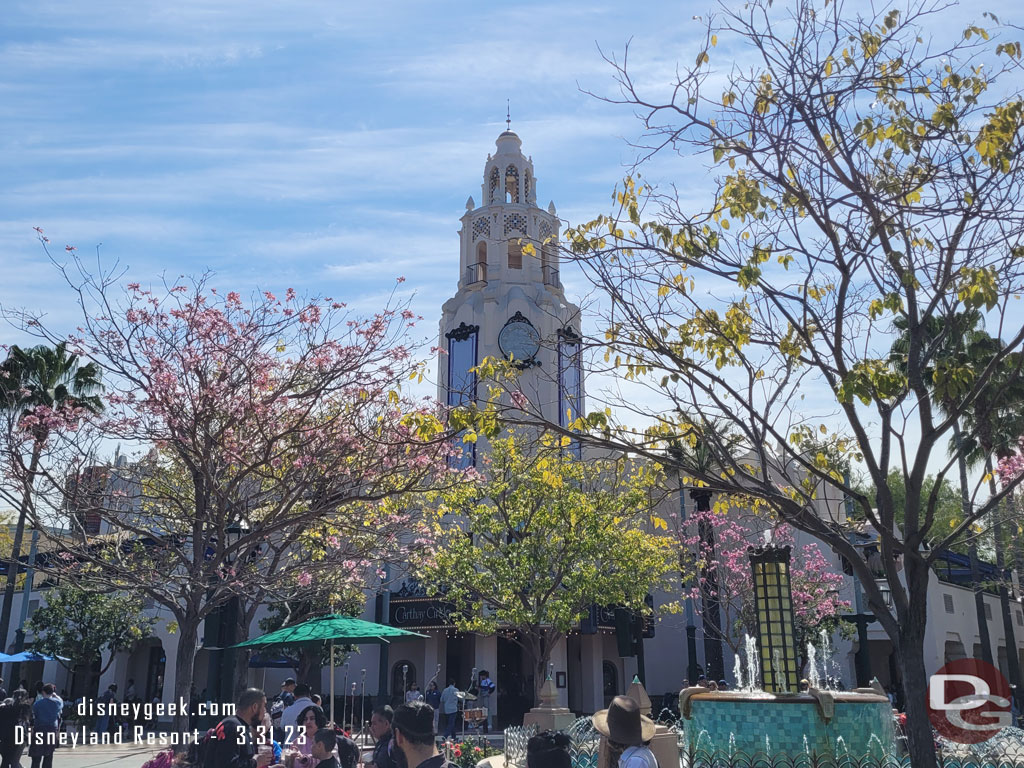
<box><xmin>506</xmin><ymin>99</ymin><xmax>511</xmax><ymax>131</ymax></box>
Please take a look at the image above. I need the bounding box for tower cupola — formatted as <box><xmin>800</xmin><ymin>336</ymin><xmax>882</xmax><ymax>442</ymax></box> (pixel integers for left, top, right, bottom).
<box><xmin>483</xmin><ymin>130</ymin><xmax>536</xmax><ymax>206</ymax></box>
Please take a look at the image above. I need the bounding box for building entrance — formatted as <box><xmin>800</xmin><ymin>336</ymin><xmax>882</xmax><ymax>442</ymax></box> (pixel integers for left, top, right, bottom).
<box><xmin>497</xmin><ymin>634</ymin><xmax>529</xmax><ymax>728</ymax></box>
<box><xmin>445</xmin><ymin>634</ymin><xmax>475</xmax><ymax>692</ymax></box>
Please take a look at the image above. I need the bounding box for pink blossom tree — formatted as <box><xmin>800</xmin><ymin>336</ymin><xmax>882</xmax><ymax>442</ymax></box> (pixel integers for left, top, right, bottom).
<box><xmin>1</xmin><ymin>247</ymin><xmax>455</xmax><ymax>730</ymax></box>
<box><xmin>674</xmin><ymin>507</ymin><xmax>849</xmax><ymax>678</ymax></box>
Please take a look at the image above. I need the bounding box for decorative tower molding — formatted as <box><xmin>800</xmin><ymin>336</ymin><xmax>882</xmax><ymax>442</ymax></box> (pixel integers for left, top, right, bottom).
<box><xmin>438</xmin><ymin>129</ymin><xmax>584</xmax><ymax>435</ymax></box>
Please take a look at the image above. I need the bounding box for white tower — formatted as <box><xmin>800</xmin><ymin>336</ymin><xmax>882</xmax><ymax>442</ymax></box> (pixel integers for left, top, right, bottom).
<box><xmin>439</xmin><ymin>129</ymin><xmax>583</xmax><ymax>465</ymax></box>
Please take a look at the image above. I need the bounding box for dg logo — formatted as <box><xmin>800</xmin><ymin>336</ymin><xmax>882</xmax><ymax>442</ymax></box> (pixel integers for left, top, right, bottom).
<box><xmin>928</xmin><ymin>658</ymin><xmax>1013</xmax><ymax>744</ymax></box>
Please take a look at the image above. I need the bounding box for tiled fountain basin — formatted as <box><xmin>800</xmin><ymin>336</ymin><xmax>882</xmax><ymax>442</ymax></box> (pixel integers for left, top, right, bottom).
<box><xmin>681</xmin><ymin>691</ymin><xmax>895</xmax><ymax>759</ymax></box>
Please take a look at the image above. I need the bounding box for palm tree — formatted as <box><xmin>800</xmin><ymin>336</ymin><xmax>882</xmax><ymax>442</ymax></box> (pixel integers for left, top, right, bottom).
<box><xmin>960</xmin><ymin>343</ymin><xmax>1024</xmax><ymax>709</ymax></box>
<box><xmin>891</xmin><ymin>311</ymin><xmax>994</xmax><ymax>666</ymax></box>
<box><xmin>0</xmin><ymin>343</ymin><xmax>103</xmax><ymax>663</ymax></box>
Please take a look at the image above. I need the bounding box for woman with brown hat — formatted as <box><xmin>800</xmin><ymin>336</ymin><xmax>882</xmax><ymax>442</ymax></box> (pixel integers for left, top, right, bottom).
<box><xmin>591</xmin><ymin>696</ymin><xmax>658</xmax><ymax>768</ymax></box>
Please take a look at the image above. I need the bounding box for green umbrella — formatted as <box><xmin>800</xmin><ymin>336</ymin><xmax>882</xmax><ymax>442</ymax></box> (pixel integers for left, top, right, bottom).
<box><xmin>234</xmin><ymin>615</ymin><xmax>427</xmax><ymax>725</ymax></box>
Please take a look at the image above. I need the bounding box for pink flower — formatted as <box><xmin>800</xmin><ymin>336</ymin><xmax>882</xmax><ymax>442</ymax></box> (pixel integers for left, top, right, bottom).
<box><xmin>297</xmin><ymin>571</ymin><xmax>312</xmax><ymax>587</ymax></box>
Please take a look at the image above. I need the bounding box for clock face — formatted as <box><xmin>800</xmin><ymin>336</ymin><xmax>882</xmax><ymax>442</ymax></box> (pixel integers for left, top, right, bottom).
<box><xmin>498</xmin><ymin>316</ymin><xmax>541</xmax><ymax>363</ymax></box>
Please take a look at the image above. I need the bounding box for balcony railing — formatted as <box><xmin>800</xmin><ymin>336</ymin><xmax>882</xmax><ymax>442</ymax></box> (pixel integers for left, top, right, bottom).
<box><xmin>465</xmin><ymin>263</ymin><xmax>488</xmax><ymax>285</ymax></box>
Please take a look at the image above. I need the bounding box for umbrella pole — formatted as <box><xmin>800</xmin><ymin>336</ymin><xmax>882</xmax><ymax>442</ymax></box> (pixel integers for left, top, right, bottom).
<box><xmin>330</xmin><ymin>641</ymin><xmax>336</xmax><ymax>726</ymax></box>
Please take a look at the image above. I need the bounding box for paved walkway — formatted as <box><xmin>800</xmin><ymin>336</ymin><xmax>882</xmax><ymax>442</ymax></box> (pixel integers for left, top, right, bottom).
<box><xmin>34</xmin><ymin>732</ymin><xmax>509</xmax><ymax>768</ymax></box>
<box><xmin>28</xmin><ymin>743</ymin><xmax>160</xmax><ymax>768</ymax></box>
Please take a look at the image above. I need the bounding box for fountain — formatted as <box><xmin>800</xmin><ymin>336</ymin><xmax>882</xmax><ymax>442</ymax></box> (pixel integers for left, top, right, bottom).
<box><xmin>678</xmin><ymin>544</ymin><xmax>896</xmax><ymax>760</ymax></box>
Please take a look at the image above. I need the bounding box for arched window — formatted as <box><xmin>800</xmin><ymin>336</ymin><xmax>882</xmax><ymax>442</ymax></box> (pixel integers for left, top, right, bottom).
<box><xmin>446</xmin><ymin>323</ymin><xmax>479</xmax><ymax>468</ymax></box>
<box><xmin>474</xmin><ymin>241</ymin><xmax>488</xmax><ymax>283</ymax></box>
<box><xmin>558</xmin><ymin>328</ymin><xmax>583</xmax><ymax>459</ymax></box>
<box><xmin>489</xmin><ymin>168</ymin><xmax>500</xmax><ymax>203</ymax></box>
<box><xmin>392</xmin><ymin>661</ymin><xmax>418</xmax><ymax>698</ymax></box>
<box><xmin>602</xmin><ymin>661</ymin><xmax>619</xmax><ymax>702</ymax></box>
<box><xmin>508</xmin><ymin>241</ymin><xmax>523</xmax><ymax>270</ymax></box>
<box><xmin>505</xmin><ymin>165</ymin><xmax>520</xmax><ymax>203</ymax></box>
<box><xmin>524</xmin><ymin>171</ymin><xmax>532</xmax><ymax>203</ymax></box>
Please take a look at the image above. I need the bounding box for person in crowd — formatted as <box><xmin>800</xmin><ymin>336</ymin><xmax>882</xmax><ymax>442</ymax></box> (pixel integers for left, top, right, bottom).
<box><xmin>438</xmin><ymin>680</ymin><xmax>459</xmax><ymax>740</ymax></box>
<box><xmin>310</xmin><ymin>730</ymin><xmax>340</xmax><ymax>768</ymax></box>
<box><xmin>405</xmin><ymin>683</ymin><xmax>423</xmax><ymax>705</ymax></box>
<box><xmin>527</xmin><ymin>730</ymin><xmax>571</xmax><ymax>768</ymax></box>
<box><xmin>477</xmin><ymin>671</ymin><xmax>496</xmax><ymax>734</ymax></box>
<box><xmin>125</xmin><ymin>678</ymin><xmax>137</xmax><ymax>702</ymax></box>
<box><xmin>369</xmin><ymin>705</ymin><xmax>396</xmax><ymax>768</ymax></box>
<box><xmin>695</xmin><ymin>676</ymin><xmax>708</xmax><ymax>688</ymax></box>
<box><xmin>295</xmin><ymin>705</ymin><xmax>328</xmax><ymax>757</ymax></box>
<box><xmin>707</xmin><ymin>681</ymin><xmax>718</xmax><ymax>692</ymax></box>
<box><xmin>391</xmin><ymin>702</ymin><xmax>449</xmax><ymax>768</ymax></box>
<box><xmin>312</xmin><ymin>695</ymin><xmax>322</xmax><ymax>707</ymax></box>
<box><xmin>592</xmin><ymin>695</ymin><xmax>658</xmax><ymax>768</ymax></box>
<box><xmin>336</xmin><ymin>733</ymin><xmax>360</xmax><ymax>768</ymax></box>
<box><xmin>798</xmin><ymin>679</ymin><xmax>809</xmax><ymax>693</ymax></box>
<box><xmin>423</xmin><ymin>682</ymin><xmax>441</xmax><ymax>733</ymax></box>
<box><xmin>717</xmin><ymin>680</ymin><xmax>728</xmax><ymax>692</ymax></box>
<box><xmin>96</xmin><ymin>684</ymin><xmax>117</xmax><ymax>735</ymax></box>
<box><xmin>204</xmin><ymin>688</ymin><xmax>272</xmax><ymax>768</ymax></box>
<box><xmin>680</xmin><ymin>679</ymin><xmax>690</xmax><ymax>690</ymax></box>
<box><xmin>29</xmin><ymin>683</ymin><xmax>63</xmax><ymax>768</ymax></box>
<box><xmin>280</xmin><ymin>679</ymin><xmax>297</xmax><ymax>708</ymax></box>
<box><xmin>0</xmin><ymin>690</ymin><xmax>32</xmax><ymax>768</ymax></box>
<box><xmin>281</xmin><ymin>684</ymin><xmax>315</xmax><ymax>738</ymax></box>
<box><xmin>32</xmin><ymin>683</ymin><xmax>43</xmax><ymax>703</ymax></box>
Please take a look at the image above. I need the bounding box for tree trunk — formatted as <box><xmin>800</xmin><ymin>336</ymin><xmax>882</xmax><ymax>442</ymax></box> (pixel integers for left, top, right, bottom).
<box><xmin>233</xmin><ymin>606</ymin><xmax>250</xmax><ymax>699</ymax></box>
<box><xmin>954</xmin><ymin>422</ymin><xmax>994</xmax><ymax>665</ymax></box>
<box><xmin>896</xmin><ymin>560</ymin><xmax>940</xmax><ymax>768</ymax></box>
<box><xmin>297</xmin><ymin>650</ymin><xmax>320</xmax><ymax>690</ymax></box>
<box><xmin>173</xmin><ymin>619</ymin><xmax>200</xmax><ymax>734</ymax></box>
<box><xmin>0</xmin><ymin>443</ymin><xmax>41</xmax><ymax>677</ymax></box>
<box><xmin>898</xmin><ymin>622</ymin><xmax>939</xmax><ymax>768</ymax></box>
<box><xmin>523</xmin><ymin>631</ymin><xmax>555</xmax><ymax>707</ymax></box>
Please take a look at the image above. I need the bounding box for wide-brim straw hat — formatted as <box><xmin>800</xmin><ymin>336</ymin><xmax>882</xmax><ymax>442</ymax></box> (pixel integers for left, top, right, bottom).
<box><xmin>592</xmin><ymin>695</ymin><xmax>655</xmax><ymax>746</ymax></box>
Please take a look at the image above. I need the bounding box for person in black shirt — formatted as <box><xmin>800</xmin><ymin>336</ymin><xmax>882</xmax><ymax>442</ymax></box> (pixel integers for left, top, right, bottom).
<box><xmin>369</xmin><ymin>705</ymin><xmax>396</xmax><ymax>768</ymax></box>
<box><xmin>0</xmin><ymin>692</ymin><xmax>31</xmax><ymax>768</ymax></box>
<box><xmin>391</xmin><ymin>702</ymin><xmax>451</xmax><ymax>768</ymax></box>
<box><xmin>527</xmin><ymin>731</ymin><xmax>571</xmax><ymax>768</ymax></box>
<box><xmin>337</xmin><ymin>734</ymin><xmax>360</xmax><ymax>768</ymax></box>
<box><xmin>311</xmin><ymin>730</ymin><xmax>341</xmax><ymax>768</ymax></box>
<box><xmin>204</xmin><ymin>688</ymin><xmax>272</xmax><ymax>768</ymax></box>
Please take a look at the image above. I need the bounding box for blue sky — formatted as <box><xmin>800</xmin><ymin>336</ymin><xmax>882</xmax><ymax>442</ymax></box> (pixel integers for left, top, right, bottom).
<box><xmin>0</xmin><ymin>0</ymin><xmax>707</xmax><ymax>345</ymax></box>
<box><xmin>1</xmin><ymin>0</ymin><xmax>1020</xmax><ymax>480</ymax></box>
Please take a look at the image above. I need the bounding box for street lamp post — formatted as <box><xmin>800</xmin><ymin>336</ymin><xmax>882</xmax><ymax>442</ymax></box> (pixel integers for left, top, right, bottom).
<box><xmin>675</xmin><ymin>479</ymin><xmax>700</xmax><ymax>684</ymax></box>
<box><xmin>692</xmin><ymin>489</ymin><xmax>725</xmax><ymax>682</ymax></box>
<box><xmin>839</xmin><ymin>535</ymin><xmax>881</xmax><ymax>689</ymax></box>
